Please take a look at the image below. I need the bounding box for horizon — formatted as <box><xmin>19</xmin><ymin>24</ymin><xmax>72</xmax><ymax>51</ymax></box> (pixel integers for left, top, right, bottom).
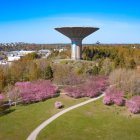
<box><xmin>0</xmin><ymin>0</ymin><xmax>140</xmax><ymax>44</ymax></box>
<box><xmin>1</xmin><ymin>42</ymin><xmax>140</xmax><ymax>45</ymax></box>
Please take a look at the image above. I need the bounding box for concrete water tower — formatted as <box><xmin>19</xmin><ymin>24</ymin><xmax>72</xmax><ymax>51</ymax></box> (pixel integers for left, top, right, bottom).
<box><xmin>55</xmin><ymin>27</ymin><xmax>99</xmax><ymax>60</ymax></box>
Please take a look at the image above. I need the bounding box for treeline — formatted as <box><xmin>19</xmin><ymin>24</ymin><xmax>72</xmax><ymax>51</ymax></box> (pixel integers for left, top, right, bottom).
<box><xmin>0</xmin><ymin>55</ymin><xmax>53</xmax><ymax>91</ymax></box>
<box><xmin>0</xmin><ymin>43</ymin><xmax>140</xmax><ymax>52</ymax></box>
<box><xmin>83</xmin><ymin>45</ymin><xmax>140</xmax><ymax>68</ymax></box>
<box><xmin>0</xmin><ymin>43</ymin><xmax>70</xmax><ymax>51</ymax></box>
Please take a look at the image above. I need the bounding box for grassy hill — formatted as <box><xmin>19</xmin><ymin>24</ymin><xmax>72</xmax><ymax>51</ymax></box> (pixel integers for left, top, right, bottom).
<box><xmin>0</xmin><ymin>95</ymin><xmax>88</xmax><ymax>140</ymax></box>
<box><xmin>38</xmin><ymin>98</ymin><xmax>140</xmax><ymax>140</ymax></box>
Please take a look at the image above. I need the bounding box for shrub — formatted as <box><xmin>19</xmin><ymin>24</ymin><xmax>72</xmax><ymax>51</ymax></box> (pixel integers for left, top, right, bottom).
<box><xmin>15</xmin><ymin>80</ymin><xmax>58</xmax><ymax>104</ymax></box>
<box><xmin>103</xmin><ymin>95</ymin><xmax>113</xmax><ymax>105</ymax></box>
<box><xmin>55</xmin><ymin>101</ymin><xmax>64</xmax><ymax>109</ymax></box>
<box><xmin>99</xmin><ymin>58</ymin><xmax>115</xmax><ymax>76</ymax></box>
<box><xmin>103</xmin><ymin>87</ymin><xmax>124</xmax><ymax>106</ymax></box>
<box><xmin>126</xmin><ymin>96</ymin><xmax>140</xmax><ymax>114</ymax></box>
<box><xmin>20</xmin><ymin>52</ymin><xmax>40</xmax><ymax>61</ymax></box>
<box><xmin>86</xmin><ymin>65</ymin><xmax>99</xmax><ymax>75</ymax></box>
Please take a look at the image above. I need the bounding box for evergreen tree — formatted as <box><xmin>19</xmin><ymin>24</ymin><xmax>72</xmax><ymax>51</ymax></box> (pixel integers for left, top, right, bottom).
<box><xmin>28</xmin><ymin>62</ymin><xmax>40</xmax><ymax>81</ymax></box>
<box><xmin>44</xmin><ymin>65</ymin><xmax>53</xmax><ymax>79</ymax></box>
<box><xmin>92</xmin><ymin>65</ymin><xmax>99</xmax><ymax>75</ymax></box>
<box><xmin>0</xmin><ymin>67</ymin><xmax>6</xmax><ymax>90</ymax></box>
<box><xmin>128</xmin><ymin>58</ymin><xmax>136</xmax><ymax>69</ymax></box>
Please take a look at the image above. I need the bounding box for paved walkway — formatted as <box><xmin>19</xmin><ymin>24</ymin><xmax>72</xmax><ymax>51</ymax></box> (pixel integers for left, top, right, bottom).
<box><xmin>27</xmin><ymin>93</ymin><xmax>104</xmax><ymax>140</ymax></box>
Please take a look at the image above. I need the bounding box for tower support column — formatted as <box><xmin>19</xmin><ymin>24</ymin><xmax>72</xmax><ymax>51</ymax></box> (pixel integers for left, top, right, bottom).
<box><xmin>71</xmin><ymin>38</ymin><xmax>82</xmax><ymax>60</ymax></box>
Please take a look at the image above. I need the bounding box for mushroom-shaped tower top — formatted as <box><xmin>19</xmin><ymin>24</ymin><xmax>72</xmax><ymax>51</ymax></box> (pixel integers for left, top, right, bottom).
<box><xmin>55</xmin><ymin>27</ymin><xmax>99</xmax><ymax>60</ymax></box>
<box><xmin>55</xmin><ymin>27</ymin><xmax>99</xmax><ymax>39</ymax></box>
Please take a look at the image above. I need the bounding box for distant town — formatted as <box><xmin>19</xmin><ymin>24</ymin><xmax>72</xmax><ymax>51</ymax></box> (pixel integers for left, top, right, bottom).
<box><xmin>0</xmin><ymin>42</ymin><xmax>68</xmax><ymax>65</ymax></box>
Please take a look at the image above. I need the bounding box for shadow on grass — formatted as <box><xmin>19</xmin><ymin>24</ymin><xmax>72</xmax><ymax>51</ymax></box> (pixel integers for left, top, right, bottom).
<box><xmin>20</xmin><ymin>92</ymin><xmax>61</xmax><ymax>106</ymax></box>
<box><xmin>0</xmin><ymin>109</ymin><xmax>16</xmax><ymax>117</ymax></box>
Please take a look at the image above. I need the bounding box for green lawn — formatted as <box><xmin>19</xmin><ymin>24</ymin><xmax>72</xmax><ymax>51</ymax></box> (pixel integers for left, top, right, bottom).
<box><xmin>0</xmin><ymin>94</ymin><xmax>88</xmax><ymax>140</ymax></box>
<box><xmin>38</xmin><ymin>98</ymin><xmax>140</xmax><ymax>140</ymax></box>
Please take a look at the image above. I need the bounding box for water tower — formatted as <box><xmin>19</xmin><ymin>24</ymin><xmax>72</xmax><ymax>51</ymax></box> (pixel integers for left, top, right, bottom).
<box><xmin>55</xmin><ymin>27</ymin><xmax>99</xmax><ymax>60</ymax></box>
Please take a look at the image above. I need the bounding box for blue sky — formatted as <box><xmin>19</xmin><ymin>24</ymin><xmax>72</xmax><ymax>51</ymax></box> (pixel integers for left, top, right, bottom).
<box><xmin>0</xmin><ymin>0</ymin><xmax>140</xmax><ymax>43</ymax></box>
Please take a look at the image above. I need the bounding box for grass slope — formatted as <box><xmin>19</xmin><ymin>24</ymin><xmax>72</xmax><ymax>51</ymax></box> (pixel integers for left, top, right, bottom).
<box><xmin>0</xmin><ymin>95</ymin><xmax>88</xmax><ymax>140</ymax></box>
<box><xmin>38</xmin><ymin>98</ymin><xmax>140</xmax><ymax>140</ymax></box>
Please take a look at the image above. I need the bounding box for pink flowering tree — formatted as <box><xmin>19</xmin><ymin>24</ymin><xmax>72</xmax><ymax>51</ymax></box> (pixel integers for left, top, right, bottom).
<box><xmin>84</xmin><ymin>76</ymin><xmax>108</xmax><ymax>97</ymax></box>
<box><xmin>126</xmin><ymin>96</ymin><xmax>140</xmax><ymax>114</ymax></box>
<box><xmin>65</xmin><ymin>76</ymin><xmax>108</xmax><ymax>98</ymax></box>
<box><xmin>103</xmin><ymin>87</ymin><xmax>125</xmax><ymax>106</ymax></box>
<box><xmin>15</xmin><ymin>80</ymin><xmax>58</xmax><ymax>104</ymax></box>
<box><xmin>65</xmin><ymin>86</ymin><xmax>84</xmax><ymax>98</ymax></box>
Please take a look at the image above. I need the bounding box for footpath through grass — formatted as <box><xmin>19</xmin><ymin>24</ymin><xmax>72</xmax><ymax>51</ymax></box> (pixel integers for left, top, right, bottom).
<box><xmin>0</xmin><ymin>94</ymin><xmax>88</xmax><ymax>140</ymax></box>
<box><xmin>38</xmin><ymin>98</ymin><xmax>140</xmax><ymax>140</ymax></box>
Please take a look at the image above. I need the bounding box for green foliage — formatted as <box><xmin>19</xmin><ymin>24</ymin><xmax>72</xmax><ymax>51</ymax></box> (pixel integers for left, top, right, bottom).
<box><xmin>59</xmin><ymin>60</ymin><xmax>69</xmax><ymax>64</ymax></box>
<box><xmin>126</xmin><ymin>58</ymin><xmax>136</xmax><ymax>69</ymax></box>
<box><xmin>0</xmin><ymin>59</ymin><xmax>51</xmax><ymax>89</ymax></box>
<box><xmin>9</xmin><ymin>62</ymin><xmax>26</xmax><ymax>84</ymax></box>
<box><xmin>82</xmin><ymin>45</ymin><xmax>140</xmax><ymax>69</ymax></box>
<box><xmin>0</xmin><ymin>67</ymin><xmax>6</xmax><ymax>91</ymax></box>
<box><xmin>75</xmin><ymin>66</ymin><xmax>85</xmax><ymax>75</ymax></box>
<box><xmin>43</xmin><ymin>65</ymin><xmax>53</xmax><ymax>80</ymax></box>
<box><xmin>114</xmin><ymin>57</ymin><xmax>120</xmax><ymax>67</ymax></box>
<box><xmin>20</xmin><ymin>52</ymin><xmax>40</xmax><ymax>61</ymax></box>
<box><xmin>48</xmin><ymin>50</ymin><xmax>71</xmax><ymax>59</ymax></box>
<box><xmin>92</xmin><ymin>65</ymin><xmax>100</xmax><ymax>75</ymax></box>
<box><xmin>86</xmin><ymin>65</ymin><xmax>99</xmax><ymax>75</ymax></box>
<box><xmin>99</xmin><ymin>58</ymin><xmax>115</xmax><ymax>76</ymax></box>
<box><xmin>28</xmin><ymin>62</ymin><xmax>41</xmax><ymax>81</ymax></box>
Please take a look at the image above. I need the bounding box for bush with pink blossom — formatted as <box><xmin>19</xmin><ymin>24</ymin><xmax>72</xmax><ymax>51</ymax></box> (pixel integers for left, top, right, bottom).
<box><xmin>103</xmin><ymin>95</ymin><xmax>113</xmax><ymax>105</ymax></box>
<box><xmin>55</xmin><ymin>101</ymin><xmax>64</xmax><ymax>109</ymax></box>
<box><xmin>15</xmin><ymin>80</ymin><xmax>58</xmax><ymax>104</ymax></box>
<box><xmin>126</xmin><ymin>96</ymin><xmax>140</xmax><ymax>114</ymax></box>
<box><xmin>64</xmin><ymin>76</ymin><xmax>108</xmax><ymax>98</ymax></box>
<box><xmin>103</xmin><ymin>87</ymin><xmax>124</xmax><ymax>106</ymax></box>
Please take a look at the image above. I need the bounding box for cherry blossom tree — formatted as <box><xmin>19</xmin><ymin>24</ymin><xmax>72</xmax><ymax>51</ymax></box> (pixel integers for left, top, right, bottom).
<box><xmin>126</xmin><ymin>96</ymin><xmax>140</xmax><ymax>114</ymax></box>
<box><xmin>65</xmin><ymin>76</ymin><xmax>108</xmax><ymax>98</ymax></box>
<box><xmin>103</xmin><ymin>87</ymin><xmax>125</xmax><ymax>106</ymax></box>
<box><xmin>15</xmin><ymin>80</ymin><xmax>58</xmax><ymax>104</ymax></box>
